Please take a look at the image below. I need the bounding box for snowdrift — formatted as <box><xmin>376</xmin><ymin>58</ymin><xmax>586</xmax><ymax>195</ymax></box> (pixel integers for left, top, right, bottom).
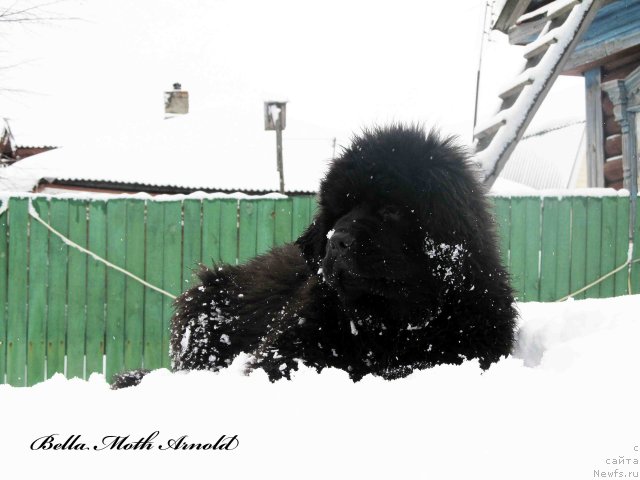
<box><xmin>1</xmin><ymin>295</ymin><xmax>639</xmax><ymax>480</ymax></box>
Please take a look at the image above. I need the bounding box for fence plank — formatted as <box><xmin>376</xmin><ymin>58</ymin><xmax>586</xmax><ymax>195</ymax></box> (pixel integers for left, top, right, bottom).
<box><xmin>202</xmin><ymin>199</ymin><xmax>221</xmax><ymax>266</ymax></box>
<box><xmin>86</xmin><ymin>201</ymin><xmax>107</xmax><ymax>377</ymax></box>
<box><xmin>144</xmin><ymin>201</ymin><xmax>164</xmax><ymax>371</ymax></box>
<box><xmin>584</xmin><ymin>197</ymin><xmax>603</xmax><ymax>298</ymax></box>
<box><xmin>570</xmin><ymin>197</ymin><xmax>588</xmax><ymax>299</ymax></box>
<box><xmin>0</xmin><ymin>201</ymin><xmax>8</xmax><ymax>384</ymax></box>
<box><xmin>105</xmin><ymin>200</ymin><xmax>127</xmax><ymax>382</ymax></box>
<box><xmin>26</xmin><ymin>199</ymin><xmax>48</xmax><ymax>385</ymax></box>
<box><xmin>124</xmin><ymin>200</ymin><xmax>145</xmax><ymax>372</ymax></box>
<box><xmin>238</xmin><ymin>200</ymin><xmax>258</xmax><ymax>264</ymax></box>
<box><xmin>600</xmin><ymin>196</ymin><xmax>616</xmax><ymax>298</ymax></box>
<box><xmin>539</xmin><ymin>198</ymin><xmax>558</xmax><ymax>302</ymax></box>
<box><xmin>256</xmin><ymin>199</ymin><xmax>276</xmax><ymax>256</ymax></box>
<box><xmin>493</xmin><ymin>197</ymin><xmax>511</xmax><ymax>272</ymax></box>
<box><xmin>613</xmin><ymin>197</ymin><xmax>630</xmax><ymax>296</ymax></box>
<box><xmin>508</xmin><ymin>197</ymin><xmax>526</xmax><ymax>301</ymax></box>
<box><xmin>162</xmin><ymin>201</ymin><xmax>183</xmax><ymax>369</ymax></box>
<box><xmin>292</xmin><ymin>196</ymin><xmax>311</xmax><ymax>240</ymax></box>
<box><xmin>523</xmin><ymin>198</ymin><xmax>541</xmax><ymax>301</ymax></box>
<box><xmin>182</xmin><ymin>199</ymin><xmax>202</xmax><ymax>288</ymax></box>
<box><xmin>555</xmin><ymin>200</ymin><xmax>572</xmax><ymax>300</ymax></box>
<box><xmin>274</xmin><ymin>198</ymin><xmax>293</xmax><ymax>245</ymax></box>
<box><xmin>309</xmin><ymin>195</ymin><xmax>318</xmax><ymax>220</ymax></box>
<box><xmin>219</xmin><ymin>199</ymin><xmax>238</xmax><ymax>265</ymax></box>
<box><xmin>7</xmin><ymin>198</ymin><xmax>29</xmax><ymax>386</ymax></box>
<box><xmin>47</xmin><ymin>198</ymin><xmax>69</xmax><ymax>378</ymax></box>
<box><xmin>305</xmin><ymin>196</ymin><xmax>316</xmax><ymax>224</ymax></box>
<box><xmin>66</xmin><ymin>200</ymin><xmax>88</xmax><ymax>379</ymax></box>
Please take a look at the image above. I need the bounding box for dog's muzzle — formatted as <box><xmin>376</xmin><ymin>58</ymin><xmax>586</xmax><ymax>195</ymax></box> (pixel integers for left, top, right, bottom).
<box><xmin>322</xmin><ymin>230</ymin><xmax>359</xmax><ymax>289</ymax></box>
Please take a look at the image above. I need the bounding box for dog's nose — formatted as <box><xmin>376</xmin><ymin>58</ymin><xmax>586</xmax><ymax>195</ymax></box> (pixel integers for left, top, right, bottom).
<box><xmin>329</xmin><ymin>231</ymin><xmax>354</xmax><ymax>253</ymax></box>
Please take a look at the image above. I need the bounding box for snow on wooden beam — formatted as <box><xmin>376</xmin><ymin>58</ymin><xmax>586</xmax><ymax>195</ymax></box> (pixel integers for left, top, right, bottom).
<box><xmin>493</xmin><ymin>0</ymin><xmax>533</xmax><ymax>33</ymax></box>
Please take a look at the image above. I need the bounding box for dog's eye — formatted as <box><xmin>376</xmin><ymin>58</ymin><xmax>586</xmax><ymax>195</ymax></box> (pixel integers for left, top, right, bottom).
<box><xmin>379</xmin><ymin>206</ymin><xmax>402</xmax><ymax>220</ymax></box>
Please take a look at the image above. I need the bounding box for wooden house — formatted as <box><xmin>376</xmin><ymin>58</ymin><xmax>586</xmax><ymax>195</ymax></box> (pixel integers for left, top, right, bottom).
<box><xmin>477</xmin><ymin>0</ymin><xmax>640</xmax><ymax>197</ymax></box>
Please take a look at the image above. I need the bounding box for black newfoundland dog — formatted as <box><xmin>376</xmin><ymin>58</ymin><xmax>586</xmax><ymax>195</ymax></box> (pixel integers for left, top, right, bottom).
<box><xmin>112</xmin><ymin>125</ymin><xmax>516</xmax><ymax>388</ymax></box>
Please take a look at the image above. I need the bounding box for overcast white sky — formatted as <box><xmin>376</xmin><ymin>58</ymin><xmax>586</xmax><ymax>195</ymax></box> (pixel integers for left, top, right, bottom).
<box><xmin>0</xmin><ymin>0</ymin><xmax>584</xmax><ymax>148</ymax></box>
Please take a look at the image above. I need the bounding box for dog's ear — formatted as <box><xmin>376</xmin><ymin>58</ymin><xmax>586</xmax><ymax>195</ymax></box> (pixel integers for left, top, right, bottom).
<box><xmin>295</xmin><ymin>214</ymin><xmax>328</xmax><ymax>269</ymax></box>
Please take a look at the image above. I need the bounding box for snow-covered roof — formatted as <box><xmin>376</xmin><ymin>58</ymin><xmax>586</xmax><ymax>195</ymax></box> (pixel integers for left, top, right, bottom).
<box><xmin>490</xmin><ymin>177</ymin><xmax>537</xmax><ymax>194</ymax></box>
<box><xmin>1</xmin><ymin>102</ymin><xmax>541</xmax><ymax>196</ymax></box>
<box><xmin>0</xmin><ymin>106</ymin><xmax>338</xmax><ymax>194</ymax></box>
<box><xmin>4</xmin><ymin>117</ymin><xmax>59</xmax><ymax>149</ymax></box>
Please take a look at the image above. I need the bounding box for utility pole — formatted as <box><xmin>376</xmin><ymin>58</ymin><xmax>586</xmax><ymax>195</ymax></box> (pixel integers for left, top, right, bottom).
<box><xmin>473</xmin><ymin>0</ymin><xmax>492</xmax><ymax>142</ymax></box>
<box><xmin>264</xmin><ymin>101</ymin><xmax>287</xmax><ymax>194</ymax></box>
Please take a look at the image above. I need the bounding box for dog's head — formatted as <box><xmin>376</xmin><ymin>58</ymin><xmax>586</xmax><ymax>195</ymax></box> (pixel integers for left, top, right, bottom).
<box><xmin>296</xmin><ymin>125</ymin><xmax>485</xmax><ymax>302</ymax></box>
<box><xmin>320</xmin><ymin>201</ymin><xmax>424</xmax><ymax>300</ymax></box>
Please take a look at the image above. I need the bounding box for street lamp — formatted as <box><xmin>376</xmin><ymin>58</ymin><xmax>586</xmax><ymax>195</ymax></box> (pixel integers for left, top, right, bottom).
<box><xmin>264</xmin><ymin>101</ymin><xmax>287</xmax><ymax>194</ymax></box>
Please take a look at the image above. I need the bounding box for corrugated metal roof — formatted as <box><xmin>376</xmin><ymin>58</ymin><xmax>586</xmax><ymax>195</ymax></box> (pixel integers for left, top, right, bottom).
<box><xmin>38</xmin><ymin>178</ymin><xmax>316</xmax><ymax>195</ymax></box>
<box><xmin>499</xmin><ymin>120</ymin><xmax>586</xmax><ymax>189</ymax></box>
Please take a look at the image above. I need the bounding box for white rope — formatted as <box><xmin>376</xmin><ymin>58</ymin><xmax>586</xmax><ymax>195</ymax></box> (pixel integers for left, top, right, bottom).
<box><xmin>628</xmin><ymin>242</ymin><xmax>635</xmax><ymax>294</ymax></box>
<box><xmin>556</xmin><ymin>255</ymin><xmax>640</xmax><ymax>302</ymax></box>
<box><xmin>27</xmin><ymin>199</ymin><xmax>177</xmax><ymax>300</ymax></box>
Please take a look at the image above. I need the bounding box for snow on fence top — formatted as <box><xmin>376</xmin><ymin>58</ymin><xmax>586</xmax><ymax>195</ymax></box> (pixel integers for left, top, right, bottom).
<box><xmin>0</xmin><ymin>188</ymin><xmax>630</xmax><ymax>205</ymax></box>
<box><xmin>0</xmin><ymin>190</ymin><xmax>290</xmax><ymax>203</ymax></box>
<box><xmin>489</xmin><ymin>187</ymin><xmax>630</xmax><ymax>198</ymax></box>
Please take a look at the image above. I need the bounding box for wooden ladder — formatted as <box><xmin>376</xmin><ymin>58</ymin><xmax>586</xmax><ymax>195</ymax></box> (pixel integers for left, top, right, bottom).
<box><xmin>474</xmin><ymin>0</ymin><xmax>602</xmax><ymax>187</ymax></box>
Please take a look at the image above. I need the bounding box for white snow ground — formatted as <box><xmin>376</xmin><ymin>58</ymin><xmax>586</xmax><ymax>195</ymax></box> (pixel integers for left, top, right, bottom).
<box><xmin>1</xmin><ymin>295</ymin><xmax>639</xmax><ymax>480</ymax></box>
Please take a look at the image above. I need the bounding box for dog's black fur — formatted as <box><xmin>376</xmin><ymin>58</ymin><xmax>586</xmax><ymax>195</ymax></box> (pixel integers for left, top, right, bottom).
<box><xmin>111</xmin><ymin>125</ymin><xmax>516</xmax><ymax>389</ymax></box>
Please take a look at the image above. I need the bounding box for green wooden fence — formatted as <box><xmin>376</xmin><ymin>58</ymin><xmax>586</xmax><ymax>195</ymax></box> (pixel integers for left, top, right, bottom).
<box><xmin>0</xmin><ymin>193</ymin><xmax>638</xmax><ymax>386</ymax></box>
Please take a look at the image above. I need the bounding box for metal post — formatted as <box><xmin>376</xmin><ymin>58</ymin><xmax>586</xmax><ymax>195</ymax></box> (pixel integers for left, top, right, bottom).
<box><xmin>276</xmin><ymin>122</ymin><xmax>284</xmax><ymax>194</ymax></box>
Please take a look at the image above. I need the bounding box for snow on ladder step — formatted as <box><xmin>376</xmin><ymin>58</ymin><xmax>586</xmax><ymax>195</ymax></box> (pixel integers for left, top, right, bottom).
<box><xmin>474</xmin><ymin>117</ymin><xmax>506</xmax><ymax>143</ymax></box>
<box><xmin>516</xmin><ymin>4</ymin><xmax>552</xmax><ymax>25</ymax></box>
<box><xmin>473</xmin><ymin>0</ymin><xmax>601</xmax><ymax>188</ymax></box>
<box><xmin>523</xmin><ymin>33</ymin><xmax>558</xmax><ymax>60</ymax></box>
<box><xmin>516</xmin><ymin>0</ymin><xmax>581</xmax><ymax>26</ymax></box>
<box><xmin>547</xmin><ymin>0</ymin><xmax>582</xmax><ymax>21</ymax></box>
<box><xmin>499</xmin><ymin>76</ymin><xmax>534</xmax><ymax>101</ymax></box>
